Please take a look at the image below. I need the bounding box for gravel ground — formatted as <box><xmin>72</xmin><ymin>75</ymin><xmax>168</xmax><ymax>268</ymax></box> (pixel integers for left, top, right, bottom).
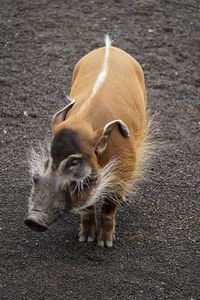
<box><xmin>0</xmin><ymin>0</ymin><xmax>200</xmax><ymax>299</ymax></box>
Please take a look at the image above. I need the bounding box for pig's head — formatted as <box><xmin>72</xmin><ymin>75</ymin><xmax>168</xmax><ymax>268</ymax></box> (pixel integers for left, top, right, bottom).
<box><xmin>24</xmin><ymin>144</ymin><xmax>72</xmax><ymax>232</ymax></box>
<box><xmin>25</xmin><ymin>100</ymin><xmax>129</xmax><ymax>232</ymax></box>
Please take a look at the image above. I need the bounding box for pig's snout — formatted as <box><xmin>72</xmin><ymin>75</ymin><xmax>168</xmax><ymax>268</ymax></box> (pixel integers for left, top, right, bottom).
<box><xmin>24</xmin><ymin>211</ymin><xmax>48</xmax><ymax>232</ymax></box>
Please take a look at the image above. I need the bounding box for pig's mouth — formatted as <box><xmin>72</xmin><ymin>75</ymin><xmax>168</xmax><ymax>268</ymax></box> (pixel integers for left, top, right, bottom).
<box><xmin>24</xmin><ymin>210</ymin><xmax>48</xmax><ymax>232</ymax></box>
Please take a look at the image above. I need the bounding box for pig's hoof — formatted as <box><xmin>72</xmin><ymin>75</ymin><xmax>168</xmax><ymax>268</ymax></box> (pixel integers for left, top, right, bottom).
<box><xmin>79</xmin><ymin>235</ymin><xmax>87</xmax><ymax>242</ymax></box>
<box><xmin>87</xmin><ymin>236</ymin><xmax>95</xmax><ymax>242</ymax></box>
<box><xmin>97</xmin><ymin>239</ymin><xmax>113</xmax><ymax>248</ymax></box>
<box><xmin>79</xmin><ymin>234</ymin><xmax>95</xmax><ymax>243</ymax></box>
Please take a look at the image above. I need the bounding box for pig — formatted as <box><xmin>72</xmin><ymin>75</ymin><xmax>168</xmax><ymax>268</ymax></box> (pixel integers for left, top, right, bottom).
<box><xmin>25</xmin><ymin>35</ymin><xmax>153</xmax><ymax>247</ymax></box>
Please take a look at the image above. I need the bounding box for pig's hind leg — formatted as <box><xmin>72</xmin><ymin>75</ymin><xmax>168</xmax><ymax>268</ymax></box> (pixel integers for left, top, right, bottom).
<box><xmin>79</xmin><ymin>205</ymin><xmax>96</xmax><ymax>243</ymax></box>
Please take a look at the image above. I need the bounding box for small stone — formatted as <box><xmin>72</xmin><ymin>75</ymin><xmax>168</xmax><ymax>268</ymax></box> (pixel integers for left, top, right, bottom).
<box><xmin>23</xmin><ymin>111</ymin><xmax>28</xmax><ymax>118</ymax></box>
<box><xmin>128</xmin><ymin>232</ymin><xmax>145</xmax><ymax>240</ymax></box>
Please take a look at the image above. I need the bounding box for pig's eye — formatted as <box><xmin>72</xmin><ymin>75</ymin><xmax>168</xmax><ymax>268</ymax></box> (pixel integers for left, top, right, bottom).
<box><xmin>70</xmin><ymin>158</ymin><xmax>80</xmax><ymax>167</ymax></box>
<box><xmin>33</xmin><ymin>174</ymin><xmax>40</xmax><ymax>184</ymax></box>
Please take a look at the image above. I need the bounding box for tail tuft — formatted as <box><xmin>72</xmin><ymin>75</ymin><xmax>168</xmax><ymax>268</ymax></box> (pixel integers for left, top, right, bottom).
<box><xmin>104</xmin><ymin>34</ymin><xmax>112</xmax><ymax>49</ymax></box>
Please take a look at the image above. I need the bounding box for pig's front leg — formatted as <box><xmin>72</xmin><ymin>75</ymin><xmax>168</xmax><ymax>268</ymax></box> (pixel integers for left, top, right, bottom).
<box><xmin>97</xmin><ymin>199</ymin><xmax>118</xmax><ymax>248</ymax></box>
<box><xmin>79</xmin><ymin>205</ymin><xmax>96</xmax><ymax>243</ymax></box>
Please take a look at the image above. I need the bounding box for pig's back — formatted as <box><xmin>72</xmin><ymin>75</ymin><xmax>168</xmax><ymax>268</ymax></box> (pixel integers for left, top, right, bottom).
<box><xmin>70</xmin><ymin>46</ymin><xmax>147</xmax><ymax>139</ymax></box>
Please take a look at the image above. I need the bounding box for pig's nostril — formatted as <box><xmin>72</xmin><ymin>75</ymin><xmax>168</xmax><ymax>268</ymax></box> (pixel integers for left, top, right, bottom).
<box><xmin>24</xmin><ymin>213</ymin><xmax>48</xmax><ymax>232</ymax></box>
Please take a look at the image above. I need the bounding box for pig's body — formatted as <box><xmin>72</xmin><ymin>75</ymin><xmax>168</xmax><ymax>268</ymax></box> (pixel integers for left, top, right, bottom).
<box><xmin>25</xmin><ymin>36</ymin><xmax>152</xmax><ymax>248</ymax></box>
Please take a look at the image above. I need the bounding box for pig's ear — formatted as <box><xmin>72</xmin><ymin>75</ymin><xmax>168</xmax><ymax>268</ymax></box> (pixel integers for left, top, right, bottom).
<box><xmin>94</xmin><ymin>120</ymin><xmax>130</xmax><ymax>155</ymax></box>
<box><xmin>52</xmin><ymin>98</ymin><xmax>75</xmax><ymax>126</ymax></box>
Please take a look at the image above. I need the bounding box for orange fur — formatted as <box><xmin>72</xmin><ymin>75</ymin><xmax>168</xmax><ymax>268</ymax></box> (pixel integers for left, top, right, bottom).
<box><xmin>52</xmin><ymin>45</ymin><xmax>149</xmax><ymax>196</ymax></box>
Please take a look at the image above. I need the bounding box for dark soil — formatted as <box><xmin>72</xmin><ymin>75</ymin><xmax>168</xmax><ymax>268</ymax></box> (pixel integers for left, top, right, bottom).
<box><xmin>0</xmin><ymin>0</ymin><xmax>200</xmax><ymax>299</ymax></box>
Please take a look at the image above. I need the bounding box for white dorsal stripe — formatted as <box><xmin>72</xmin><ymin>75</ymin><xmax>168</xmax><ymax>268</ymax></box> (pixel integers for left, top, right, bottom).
<box><xmin>91</xmin><ymin>34</ymin><xmax>112</xmax><ymax>97</ymax></box>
